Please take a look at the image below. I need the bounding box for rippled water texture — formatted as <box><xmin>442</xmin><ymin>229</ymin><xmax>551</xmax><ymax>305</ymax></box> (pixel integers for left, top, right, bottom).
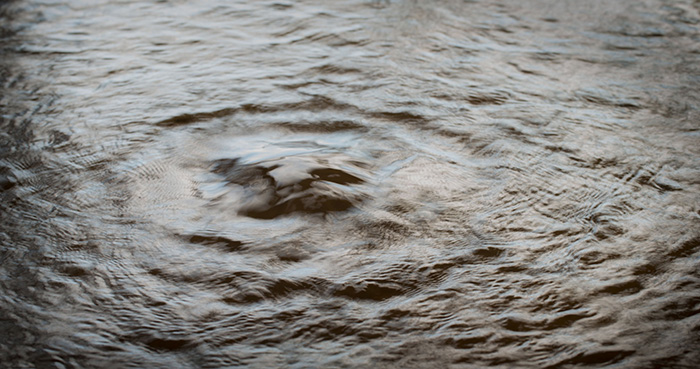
<box><xmin>1</xmin><ymin>0</ymin><xmax>700</xmax><ymax>367</ymax></box>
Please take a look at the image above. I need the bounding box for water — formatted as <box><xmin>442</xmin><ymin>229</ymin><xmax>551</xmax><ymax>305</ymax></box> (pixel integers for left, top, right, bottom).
<box><xmin>1</xmin><ymin>0</ymin><xmax>699</xmax><ymax>367</ymax></box>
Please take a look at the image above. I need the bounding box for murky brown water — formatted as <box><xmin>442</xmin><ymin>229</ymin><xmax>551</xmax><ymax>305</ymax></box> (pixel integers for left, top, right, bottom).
<box><xmin>1</xmin><ymin>0</ymin><xmax>699</xmax><ymax>367</ymax></box>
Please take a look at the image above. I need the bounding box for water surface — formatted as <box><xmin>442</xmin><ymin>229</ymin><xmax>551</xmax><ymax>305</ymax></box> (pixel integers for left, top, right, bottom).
<box><xmin>1</xmin><ymin>0</ymin><xmax>699</xmax><ymax>367</ymax></box>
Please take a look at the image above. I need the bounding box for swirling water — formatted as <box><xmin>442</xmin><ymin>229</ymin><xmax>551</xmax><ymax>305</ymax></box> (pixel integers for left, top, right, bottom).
<box><xmin>1</xmin><ymin>0</ymin><xmax>699</xmax><ymax>367</ymax></box>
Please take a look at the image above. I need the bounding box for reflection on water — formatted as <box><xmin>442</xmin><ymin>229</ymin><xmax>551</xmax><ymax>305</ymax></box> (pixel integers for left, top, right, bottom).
<box><xmin>1</xmin><ymin>0</ymin><xmax>699</xmax><ymax>367</ymax></box>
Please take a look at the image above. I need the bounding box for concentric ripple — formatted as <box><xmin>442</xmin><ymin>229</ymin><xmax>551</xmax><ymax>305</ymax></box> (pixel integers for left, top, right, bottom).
<box><xmin>1</xmin><ymin>0</ymin><xmax>699</xmax><ymax>368</ymax></box>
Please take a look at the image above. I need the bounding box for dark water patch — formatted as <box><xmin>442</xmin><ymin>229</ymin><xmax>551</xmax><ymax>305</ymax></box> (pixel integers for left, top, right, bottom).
<box><xmin>0</xmin><ymin>166</ymin><xmax>17</xmax><ymax>191</ymax></box>
<box><xmin>186</xmin><ymin>234</ymin><xmax>245</xmax><ymax>252</ymax></box>
<box><xmin>265</xmin><ymin>95</ymin><xmax>358</xmax><ymax>114</ymax></box>
<box><xmin>334</xmin><ymin>263</ymin><xmax>423</xmax><ymax>302</ymax></box>
<box><xmin>369</xmin><ymin>110</ymin><xmax>429</xmax><ymax>124</ymax></box>
<box><xmin>472</xmin><ymin>246</ymin><xmax>505</xmax><ymax>259</ymax></box>
<box><xmin>465</xmin><ymin>91</ymin><xmax>510</xmax><ymax>105</ymax></box>
<box><xmin>271</xmin><ymin>119</ymin><xmax>368</xmax><ymax>133</ymax></box>
<box><xmin>306</xmin><ymin>63</ymin><xmax>364</xmax><ymax>75</ymax></box>
<box><xmin>549</xmin><ymin>348</ymin><xmax>636</xmax><ymax>367</ymax></box>
<box><xmin>311</xmin><ymin>168</ymin><xmax>364</xmax><ymax>185</ymax></box>
<box><xmin>500</xmin><ymin>316</ymin><xmax>542</xmax><ymax>333</ymax></box>
<box><xmin>498</xmin><ymin>310</ymin><xmax>592</xmax><ymax>333</ymax></box>
<box><xmin>632</xmin><ymin>262</ymin><xmax>659</xmax><ymax>276</ymax></box>
<box><xmin>593</xmin><ymin>224</ymin><xmax>625</xmax><ymax>240</ymax></box>
<box><xmin>596</xmin><ymin>278</ymin><xmax>643</xmax><ymax>296</ymax></box>
<box><xmin>497</xmin><ymin>264</ymin><xmax>529</xmax><ymax>273</ymax></box>
<box><xmin>655</xmin><ymin>295</ymin><xmax>700</xmax><ymax>320</ymax></box>
<box><xmin>668</xmin><ymin>234</ymin><xmax>700</xmax><ymax>258</ymax></box>
<box><xmin>269</xmin><ymin>3</ymin><xmax>293</xmax><ymax>11</ymax></box>
<box><xmin>577</xmin><ymin>250</ymin><xmax>620</xmax><ymax>267</ymax></box>
<box><xmin>57</xmin><ymin>263</ymin><xmax>90</xmax><ymax>277</ymax></box>
<box><xmin>121</xmin><ymin>331</ymin><xmax>193</xmax><ymax>353</ymax></box>
<box><xmin>155</xmin><ymin>108</ymin><xmax>238</xmax><ymax>128</ymax></box>
<box><xmin>653</xmin><ymin>175</ymin><xmax>683</xmax><ymax>191</ymax></box>
<box><xmin>155</xmin><ymin>96</ymin><xmax>360</xmax><ymax>128</ymax></box>
<box><xmin>333</xmin><ymin>282</ymin><xmax>406</xmax><ymax>301</ymax></box>
<box><xmin>210</xmin><ymin>154</ymin><xmax>367</xmax><ymax>219</ymax></box>
<box><xmin>145</xmin><ymin>337</ymin><xmax>191</xmax><ymax>352</ymax></box>
<box><xmin>575</xmin><ymin>88</ymin><xmax>642</xmax><ymax>108</ymax></box>
<box><xmin>241</xmin><ymin>189</ymin><xmax>356</xmax><ymax>219</ymax></box>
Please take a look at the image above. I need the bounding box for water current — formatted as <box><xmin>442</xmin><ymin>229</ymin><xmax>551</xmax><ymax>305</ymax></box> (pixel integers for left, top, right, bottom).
<box><xmin>1</xmin><ymin>0</ymin><xmax>699</xmax><ymax>367</ymax></box>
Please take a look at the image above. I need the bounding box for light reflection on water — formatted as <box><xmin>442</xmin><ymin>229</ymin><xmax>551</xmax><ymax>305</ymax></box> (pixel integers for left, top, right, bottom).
<box><xmin>1</xmin><ymin>0</ymin><xmax>699</xmax><ymax>367</ymax></box>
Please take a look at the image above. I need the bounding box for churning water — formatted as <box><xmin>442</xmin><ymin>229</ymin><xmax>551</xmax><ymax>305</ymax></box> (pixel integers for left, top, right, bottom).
<box><xmin>1</xmin><ymin>0</ymin><xmax>699</xmax><ymax>367</ymax></box>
